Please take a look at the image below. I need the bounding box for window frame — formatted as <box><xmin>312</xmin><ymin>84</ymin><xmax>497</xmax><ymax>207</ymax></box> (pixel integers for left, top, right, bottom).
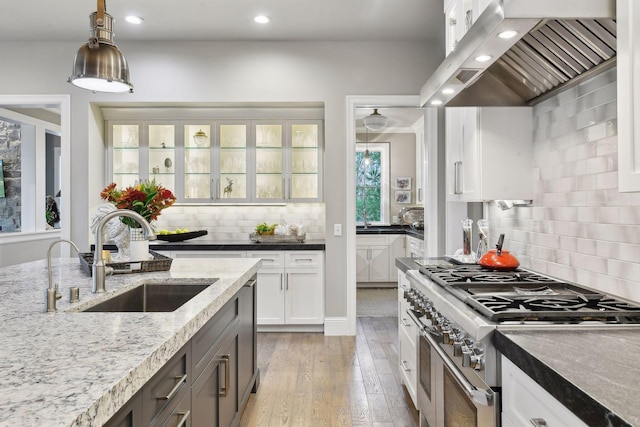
<box><xmin>355</xmin><ymin>142</ymin><xmax>389</xmax><ymax>225</ymax></box>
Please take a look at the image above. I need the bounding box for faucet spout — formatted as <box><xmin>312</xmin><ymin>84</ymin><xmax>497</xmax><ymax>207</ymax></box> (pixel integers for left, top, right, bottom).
<box><xmin>93</xmin><ymin>209</ymin><xmax>156</xmax><ymax>293</ymax></box>
<box><xmin>46</xmin><ymin>239</ymin><xmax>80</xmax><ymax>312</ymax></box>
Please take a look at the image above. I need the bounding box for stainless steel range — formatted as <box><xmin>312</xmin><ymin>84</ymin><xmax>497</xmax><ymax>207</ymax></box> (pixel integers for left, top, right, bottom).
<box><xmin>402</xmin><ymin>260</ymin><xmax>640</xmax><ymax>427</ymax></box>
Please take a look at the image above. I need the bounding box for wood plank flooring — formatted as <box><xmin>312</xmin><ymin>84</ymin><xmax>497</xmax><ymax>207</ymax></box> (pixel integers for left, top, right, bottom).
<box><xmin>239</xmin><ymin>317</ymin><xmax>419</xmax><ymax>427</ymax></box>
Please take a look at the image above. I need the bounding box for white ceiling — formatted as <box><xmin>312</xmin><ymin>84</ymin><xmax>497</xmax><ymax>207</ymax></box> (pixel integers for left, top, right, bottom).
<box><xmin>0</xmin><ymin>0</ymin><xmax>442</xmax><ymax>43</ymax></box>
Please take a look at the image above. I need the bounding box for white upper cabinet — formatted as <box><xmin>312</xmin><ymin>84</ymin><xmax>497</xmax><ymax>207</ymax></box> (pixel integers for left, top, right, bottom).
<box><xmin>617</xmin><ymin>0</ymin><xmax>640</xmax><ymax>192</ymax></box>
<box><xmin>446</xmin><ymin>107</ymin><xmax>533</xmax><ymax>202</ymax></box>
<box><xmin>444</xmin><ymin>0</ymin><xmax>493</xmax><ymax>56</ymax></box>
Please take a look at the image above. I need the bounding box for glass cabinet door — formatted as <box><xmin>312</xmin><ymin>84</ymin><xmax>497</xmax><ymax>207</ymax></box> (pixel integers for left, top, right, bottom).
<box><xmin>219</xmin><ymin>123</ymin><xmax>248</xmax><ymax>200</ymax></box>
<box><xmin>111</xmin><ymin>123</ymin><xmax>140</xmax><ymax>188</ymax></box>
<box><xmin>255</xmin><ymin>122</ymin><xmax>284</xmax><ymax>201</ymax></box>
<box><xmin>290</xmin><ymin>122</ymin><xmax>321</xmax><ymax>200</ymax></box>
<box><xmin>148</xmin><ymin>124</ymin><xmax>176</xmax><ymax>191</ymax></box>
<box><xmin>184</xmin><ymin>124</ymin><xmax>212</xmax><ymax>200</ymax></box>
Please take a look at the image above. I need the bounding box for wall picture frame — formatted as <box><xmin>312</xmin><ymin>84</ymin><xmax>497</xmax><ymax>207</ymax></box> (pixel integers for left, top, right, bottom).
<box><xmin>395</xmin><ymin>190</ymin><xmax>411</xmax><ymax>204</ymax></box>
<box><xmin>395</xmin><ymin>177</ymin><xmax>411</xmax><ymax>190</ymax></box>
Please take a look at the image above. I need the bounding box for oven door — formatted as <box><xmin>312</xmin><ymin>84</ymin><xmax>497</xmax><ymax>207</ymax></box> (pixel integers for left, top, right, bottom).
<box><xmin>418</xmin><ymin>329</ymin><xmax>499</xmax><ymax>427</ymax></box>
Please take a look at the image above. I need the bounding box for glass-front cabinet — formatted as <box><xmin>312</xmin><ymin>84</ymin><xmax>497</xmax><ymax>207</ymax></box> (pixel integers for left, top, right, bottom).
<box><xmin>106</xmin><ymin>114</ymin><xmax>323</xmax><ymax>204</ymax></box>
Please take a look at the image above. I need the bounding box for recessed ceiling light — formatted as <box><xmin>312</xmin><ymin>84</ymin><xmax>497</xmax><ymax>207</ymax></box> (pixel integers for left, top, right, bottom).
<box><xmin>474</xmin><ymin>55</ymin><xmax>493</xmax><ymax>62</ymax></box>
<box><xmin>125</xmin><ymin>15</ymin><xmax>144</xmax><ymax>25</ymax></box>
<box><xmin>254</xmin><ymin>15</ymin><xmax>271</xmax><ymax>24</ymax></box>
<box><xmin>442</xmin><ymin>88</ymin><xmax>455</xmax><ymax>95</ymax></box>
<box><xmin>498</xmin><ymin>30</ymin><xmax>518</xmax><ymax>39</ymax></box>
<box><xmin>430</xmin><ymin>100</ymin><xmax>443</xmax><ymax>106</ymax></box>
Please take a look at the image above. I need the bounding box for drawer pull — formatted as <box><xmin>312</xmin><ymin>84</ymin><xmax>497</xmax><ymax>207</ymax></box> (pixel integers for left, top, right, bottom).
<box><xmin>176</xmin><ymin>410</ymin><xmax>191</xmax><ymax>426</ymax></box>
<box><xmin>157</xmin><ymin>374</ymin><xmax>187</xmax><ymax>401</ymax></box>
<box><xmin>400</xmin><ymin>318</ymin><xmax>412</xmax><ymax>327</ymax></box>
<box><xmin>530</xmin><ymin>419</ymin><xmax>547</xmax><ymax>427</ymax></box>
<box><xmin>294</xmin><ymin>258</ymin><xmax>314</xmax><ymax>262</ymax></box>
<box><xmin>220</xmin><ymin>354</ymin><xmax>231</xmax><ymax>397</ymax></box>
<box><xmin>401</xmin><ymin>360</ymin><xmax>411</xmax><ymax>372</ymax></box>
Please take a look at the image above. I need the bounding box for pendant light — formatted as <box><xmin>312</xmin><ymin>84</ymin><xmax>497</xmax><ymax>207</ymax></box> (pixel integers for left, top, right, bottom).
<box><xmin>363</xmin><ymin>127</ymin><xmax>371</xmax><ymax>165</ymax></box>
<box><xmin>193</xmin><ymin>129</ymin><xmax>208</xmax><ymax>146</ymax></box>
<box><xmin>68</xmin><ymin>0</ymin><xmax>133</xmax><ymax>93</ymax></box>
<box><xmin>363</xmin><ymin>108</ymin><xmax>388</xmax><ymax>131</ymax></box>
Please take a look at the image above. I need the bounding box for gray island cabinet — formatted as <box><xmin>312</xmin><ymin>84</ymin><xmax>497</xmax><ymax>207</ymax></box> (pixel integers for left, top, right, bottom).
<box><xmin>105</xmin><ymin>278</ymin><xmax>257</xmax><ymax>427</ymax></box>
<box><xmin>0</xmin><ymin>257</ymin><xmax>260</xmax><ymax>427</ymax></box>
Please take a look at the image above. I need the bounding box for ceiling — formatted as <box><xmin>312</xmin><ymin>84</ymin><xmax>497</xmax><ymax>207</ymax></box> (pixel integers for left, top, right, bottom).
<box><xmin>0</xmin><ymin>0</ymin><xmax>441</xmax><ymax>43</ymax></box>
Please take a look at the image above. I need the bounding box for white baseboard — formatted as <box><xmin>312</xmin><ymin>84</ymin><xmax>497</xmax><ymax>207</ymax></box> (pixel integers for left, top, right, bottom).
<box><xmin>323</xmin><ymin>316</ymin><xmax>355</xmax><ymax>336</ymax></box>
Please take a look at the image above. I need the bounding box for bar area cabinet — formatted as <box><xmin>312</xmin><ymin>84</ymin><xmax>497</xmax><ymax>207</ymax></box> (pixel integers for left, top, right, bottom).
<box><xmin>106</xmin><ymin>113</ymin><xmax>323</xmax><ymax>204</ymax></box>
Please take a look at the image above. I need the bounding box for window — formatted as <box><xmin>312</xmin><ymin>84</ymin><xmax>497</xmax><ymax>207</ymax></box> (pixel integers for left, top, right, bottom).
<box><xmin>356</xmin><ymin>142</ymin><xmax>389</xmax><ymax>225</ymax></box>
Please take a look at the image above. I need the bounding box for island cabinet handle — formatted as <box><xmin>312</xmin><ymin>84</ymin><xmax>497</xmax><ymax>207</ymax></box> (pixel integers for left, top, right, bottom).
<box><xmin>400</xmin><ymin>318</ymin><xmax>412</xmax><ymax>327</ymax></box>
<box><xmin>243</xmin><ymin>279</ymin><xmax>257</xmax><ymax>288</ymax></box>
<box><xmin>530</xmin><ymin>418</ymin><xmax>547</xmax><ymax>427</ymax></box>
<box><xmin>219</xmin><ymin>354</ymin><xmax>231</xmax><ymax>397</ymax></box>
<box><xmin>157</xmin><ymin>374</ymin><xmax>188</xmax><ymax>401</ymax></box>
<box><xmin>175</xmin><ymin>410</ymin><xmax>191</xmax><ymax>427</ymax></box>
<box><xmin>401</xmin><ymin>360</ymin><xmax>411</xmax><ymax>372</ymax></box>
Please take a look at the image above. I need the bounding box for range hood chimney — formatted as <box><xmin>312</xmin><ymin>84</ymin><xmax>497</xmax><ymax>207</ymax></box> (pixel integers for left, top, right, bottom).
<box><xmin>421</xmin><ymin>0</ymin><xmax>616</xmax><ymax>107</ymax></box>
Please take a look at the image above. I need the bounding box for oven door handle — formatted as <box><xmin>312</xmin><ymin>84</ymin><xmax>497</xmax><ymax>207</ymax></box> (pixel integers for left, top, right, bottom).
<box><xmin>421</xmin><ymin>329</ymin><xmax>494</xmax><ymax>407</ymax></box>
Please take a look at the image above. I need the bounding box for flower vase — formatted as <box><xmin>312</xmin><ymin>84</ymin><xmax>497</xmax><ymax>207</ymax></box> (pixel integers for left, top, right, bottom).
<box><xmin>129</xmin><ymin>227</ymin><xmax>150</xmax><ymax>261</ymax></box>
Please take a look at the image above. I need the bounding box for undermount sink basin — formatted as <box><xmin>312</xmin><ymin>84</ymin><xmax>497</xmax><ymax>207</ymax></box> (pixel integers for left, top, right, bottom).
<box><xmin>81</xmin><ymin>281</ymin><xmax>215</xmax><ymax>313</ymax></box>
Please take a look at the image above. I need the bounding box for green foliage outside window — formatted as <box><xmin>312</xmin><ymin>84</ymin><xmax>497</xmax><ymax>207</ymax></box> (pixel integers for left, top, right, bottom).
<box><xmin>356</xmin><ymin>151</ymin><xmax>382</xmax><ymax>223</ymax></box>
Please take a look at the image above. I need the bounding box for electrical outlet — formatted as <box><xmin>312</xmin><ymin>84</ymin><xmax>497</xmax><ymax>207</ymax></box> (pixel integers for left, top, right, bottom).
<box><xmin>333</xmin><ymin>224</ymin><xmax>342</xmax><ymax>236</ymax></box>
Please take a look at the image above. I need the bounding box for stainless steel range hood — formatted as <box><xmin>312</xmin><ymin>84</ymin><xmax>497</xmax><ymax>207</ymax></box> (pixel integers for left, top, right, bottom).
<box><xmin>420</xmin><ymin>0</ymin><xmax>616</xmax><ymax>107</ymax></box>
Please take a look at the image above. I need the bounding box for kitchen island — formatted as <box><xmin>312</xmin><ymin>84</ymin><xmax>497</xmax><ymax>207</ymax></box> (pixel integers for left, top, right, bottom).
<box><xmin>0</xmin><ymin>256</ymin><xmax>260</xmax><ymax>426</ymax></box>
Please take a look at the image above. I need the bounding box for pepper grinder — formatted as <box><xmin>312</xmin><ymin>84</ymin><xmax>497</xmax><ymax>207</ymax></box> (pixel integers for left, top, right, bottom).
<box><xmin>462</xmin><ymin>218</ymin><xmax>473</xmax><ymax>256</ymax></box>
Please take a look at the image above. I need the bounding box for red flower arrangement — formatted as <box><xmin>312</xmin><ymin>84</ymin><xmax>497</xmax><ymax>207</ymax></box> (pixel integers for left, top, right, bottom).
<box><xmin>100</xmin><ymin>180</ymin><xmax>176</xmax><ymax>228</ymax></box>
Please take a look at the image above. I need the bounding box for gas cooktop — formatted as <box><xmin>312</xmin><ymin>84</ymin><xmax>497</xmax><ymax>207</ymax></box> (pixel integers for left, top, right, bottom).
<box><xmin>417</xmin><ymin>262</ymin><xmax>640</xmax><ymax>323</ymax></box>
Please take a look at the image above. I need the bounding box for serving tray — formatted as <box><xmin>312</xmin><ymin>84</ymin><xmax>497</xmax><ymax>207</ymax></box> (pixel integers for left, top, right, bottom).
<box><xmin>156</xmin><ymin>230</ymin><xmax>208</xmax><ymax>242</ymax></box>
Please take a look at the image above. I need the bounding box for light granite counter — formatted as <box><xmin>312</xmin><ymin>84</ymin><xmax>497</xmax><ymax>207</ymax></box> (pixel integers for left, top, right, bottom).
<box><xmin>0</xmin><ymin>256</ymin><xmax>260</xmax><ymax>427</ymax></box>
<box><xmin>496</xmin><ymin>328</ymin><xmax>640</xmax><ymax>427</ymax></box>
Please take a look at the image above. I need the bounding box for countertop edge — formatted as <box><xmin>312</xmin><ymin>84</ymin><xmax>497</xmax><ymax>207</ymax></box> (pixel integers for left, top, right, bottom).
<box><xmin>495</xmin><ymin>330</ymin><xmax>633</xmax><ymax>427</ymax></box>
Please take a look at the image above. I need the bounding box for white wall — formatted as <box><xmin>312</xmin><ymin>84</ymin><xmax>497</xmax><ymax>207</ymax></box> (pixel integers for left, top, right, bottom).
<box><xmin>0</xmin><ymin>40</ymin><xmax>443</xmax><ymax>320</ymax></box>
<box><xmin>488</xmin><ymin>68</ymin><xmax>640</xmax><ymax>302</ymax></box>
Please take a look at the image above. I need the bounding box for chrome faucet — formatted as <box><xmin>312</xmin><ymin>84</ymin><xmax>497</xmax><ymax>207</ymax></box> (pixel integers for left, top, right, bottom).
<box><xmin>46</xmin><ymin>239</ymin><xmax>80</xmax><ymax>312</ymax></box>
<box><xmin>93</xmin><ymin>209</ymin><xmax>156</xmax><ymax>293</ymax></box>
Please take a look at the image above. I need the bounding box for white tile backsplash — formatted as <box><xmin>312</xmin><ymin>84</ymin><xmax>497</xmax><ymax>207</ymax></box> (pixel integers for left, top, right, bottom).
<box><xmin>153</xmin><ymin>203</ymin><xmax>325</xmax><ymax>241</ymax></box>
<box><xmin>488</xmin><ymin>67</ymin><xmax>640</xmax><ymax>302</ymax></box>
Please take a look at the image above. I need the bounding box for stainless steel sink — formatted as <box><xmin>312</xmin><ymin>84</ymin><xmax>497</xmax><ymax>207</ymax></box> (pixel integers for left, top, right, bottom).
<box><xmin>81</xmin><ymin>281</ymin><xmax>215</xmax><ymax>313</ymax></box>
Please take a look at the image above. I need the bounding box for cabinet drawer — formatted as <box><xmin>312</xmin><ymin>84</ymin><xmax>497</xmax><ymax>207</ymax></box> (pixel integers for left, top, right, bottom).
<box><xmin>151</xmin><ymin>386</ymin><xmax>191</xmax><ymax>427</ymax></box>
<box><xmin>356</xmin><ymin>235</ymin><xmax>389</xmax><ymax>246</ymax></box>
<box><xmin>192</xmin><ymin>296</ymin><xmax>238</xmax><ymax>378</ymax></box>
<box><xmin>143</xmin><ymin>344</ymin><xmax>191</xmax><ymax>425</ymax></box>
<box><xmin>285</xmin><ymin>251</ymin><xmax>323</xmax><ymax>268</ymax></box>
<box><xmin>247</xmin><ymin>251</ymin><xmax>284</xmax><ymax>268</ymax></box>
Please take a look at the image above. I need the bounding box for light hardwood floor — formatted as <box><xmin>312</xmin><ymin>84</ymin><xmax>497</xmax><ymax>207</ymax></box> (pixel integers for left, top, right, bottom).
<box><xmin>239</xmin><ymin>317</ymin><xmax>419</xmax><ymax>427</ymax></box>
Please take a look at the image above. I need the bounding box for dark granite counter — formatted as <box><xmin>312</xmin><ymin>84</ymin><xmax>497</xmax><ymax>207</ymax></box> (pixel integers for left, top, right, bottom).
<box><xmin>357</xmin><ymin>225</ymin><xmax>424</xmax><ymax>239</ymax></box>
<box><xmin>150</xmin><ymin>239</ymin><xmax>325</xmax><ymax>251</ymax></box>
<box><xmin>496</xmin><ymin>328</ymin><xmax>640</xmax><ymax>427</ymax></box>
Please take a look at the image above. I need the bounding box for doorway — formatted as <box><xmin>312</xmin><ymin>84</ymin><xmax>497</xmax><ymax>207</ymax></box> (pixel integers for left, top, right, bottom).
<box><xmin>345</xmin><ymin>96</ymin><xmax>440</xmax><ymax>334</ymax></box>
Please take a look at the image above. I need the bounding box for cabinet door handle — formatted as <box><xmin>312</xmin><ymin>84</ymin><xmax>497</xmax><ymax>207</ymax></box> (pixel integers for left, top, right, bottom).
<box><xmin>219</xmin><ymin>354</ymin><xmax>231</xmax><ymax>397</ymax></box>
<box><xmin>215</xmin><ymin>178</ymin><xmax>220</xmax><ymax>200</ymax></box>
<box><xmin>418</xmin><ymin>188</ymin><xmax>422</xmax><ymax>202</ymax></box>
<box><xmin>454</xmin><ymin>161</ymin><xmax>462</xmax><ymax>194</ymax></box>
<box><xmin>400</xmin><ymin>318</ymin><xmax>412</xmax><ymax>327</ymax></box>
<box><xmin>243</xmin><ymin>279</ymin><xmax>256</xmax><ymax>288</ymax></box>
<box><xmin>280</xmin><ymin>273</ymin><xmax>284</xmax><ymax>290</ymax></box>
<box><xmin>401</xmin><ymin>360</ymin><xmax>411</xmax><ymax>372</ymax></box>
<box><xmin>176</xmin><ymin>410</ymin><xmax>191</xmax><ymax>427</ymax></box>
<box><xmin>282</xmin><ymin>178</ymin><xmax>286</xmax><ymax>201</ymax></box>
<box><xmin>285</xmin><ymin>273</ymin><xmax>289</xmax><ymax>290</ymax></box>
<box><xmin>288</xmin><ymin>178</ymin><xmax>292</xmax><ymax>200</ymax></box>
<box><xmin>530</xmin><ymin>419</ymin><xmax>547</xmax><ymax>427</ymax></box>
<box><xmin>156</xmin><ymin>374</ymin><xmax>187</xmax><ymax>401</ymax></box>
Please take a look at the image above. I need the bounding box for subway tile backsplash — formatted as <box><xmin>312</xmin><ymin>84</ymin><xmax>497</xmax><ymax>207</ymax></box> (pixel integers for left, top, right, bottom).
<box><xmin>488</xmin><ymin>67</ymin><xmax>640</xmax><ymax>302</ymax></box>
<box><xmin>153</xmin><ymin>203</ymin><xmax>326</xmax><ymax>241</ymax></box>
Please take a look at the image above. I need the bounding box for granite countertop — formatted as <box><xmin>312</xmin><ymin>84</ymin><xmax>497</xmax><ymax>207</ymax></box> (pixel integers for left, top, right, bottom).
<box><xmin>496</xmin><ymin>328</ymin><xmax>640</xmax><ymax>427</ymax></box>
<box><xmin>150</xmin><ymin>238</ymin><xmax>326</xmax><ymax>251</ymax></box>
<box><xmin>356</xmin><ymin>225</ymin><xmax>424</xmax><ymax>239</ymax></box>
<box><xmin>0</xmin><ymin>257</ymin><xmax>260</xmax><ymax>427</ymax></box>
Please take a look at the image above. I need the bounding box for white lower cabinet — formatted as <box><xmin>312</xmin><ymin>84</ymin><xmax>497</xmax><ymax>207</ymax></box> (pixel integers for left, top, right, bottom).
<box><xmin>356</xmin><ymin>234</ymin><xmax>406</xmax><ymax>283</ymax></box>
<box><xmin>397</xmin><ymin>270</ymin><xmax>418</xmax><ymax>408</ymax></box>
<box><xmin>501</xmin><ymin>355</ymin><xmax>587</xmax><ymax>427</ymax></box>
<box><xmin>406</xmin><ymin>235</ymin><xmax>425</xmax><ymax>258</ymax></box>
<box><xmin>247</xmin><ymin>250</ymin><xmax>325</xmax><ymax>327</ymax></box>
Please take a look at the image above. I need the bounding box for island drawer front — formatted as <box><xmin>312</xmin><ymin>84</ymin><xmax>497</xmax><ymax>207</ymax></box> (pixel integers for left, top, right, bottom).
<box><xmin>247</xmin><ymin>251</ymin><xmax>285</xmax><ymax>268</ymax></box>
<box><xmin>142</xmin><ymin>343</ymin><xmax>191</xmax><ymax>425</ymax></box>
<box><xmin>150</xmin><ymin>385</ymin><xmax>191</xmax><ymax>427</ymax></box>
<box><xmin>192</xmin><ymin>295</ymin><xmax>239</xmax><ymax>379</ymax></box>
